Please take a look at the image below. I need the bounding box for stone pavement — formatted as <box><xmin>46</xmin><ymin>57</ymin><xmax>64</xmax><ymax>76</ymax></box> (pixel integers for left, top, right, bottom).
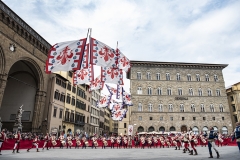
<box><xmin>0</xmin><ymin>146</ymin><xmax>239</xmax><ymax>160</ymax></box>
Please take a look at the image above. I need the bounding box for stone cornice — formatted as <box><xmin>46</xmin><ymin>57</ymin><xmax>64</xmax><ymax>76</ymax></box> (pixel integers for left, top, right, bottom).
<box><xmin>0</xmin><ymin>1</ymin><xmax>51</xmax><ymax>54</ymax></box>
<box><xmin>130</xmin><ymin>60</ymin><xmax>228</xmax><ymax>69</ymax></box>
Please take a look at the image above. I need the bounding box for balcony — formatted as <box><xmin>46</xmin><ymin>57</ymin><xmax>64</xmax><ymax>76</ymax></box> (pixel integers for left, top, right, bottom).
<box><xmin>75</xmin><ymin>121</ymin><xmax>85</xmax><ymax>126</ymax></box>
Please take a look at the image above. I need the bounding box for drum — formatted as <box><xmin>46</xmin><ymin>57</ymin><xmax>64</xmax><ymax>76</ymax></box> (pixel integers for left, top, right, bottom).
<box><xmin>85</xmin><ymin>141</ymin><xmax>89</xmax><ymax>147</ymax></box>
<box><xmin>94</xmin><ymin>141</ymin><xmax>98</xmax><ymax>147</ymax></box>
<box><xmin>219</xmin><ymin>138</ymin><xmax>223</xmax><ymax>143</ymax></box>
<box><xmin>117</xmin><ymin>139</ymin><xmax>121</xmax><ymax>144</ymax></box>
<box><xmin>52</xmin><ymin>140</ymin><xmax>57</xmax><ymax>146</ymax></box>
<box><xmin>124</xmin><ymin>140</ymin><xmax>128</xmax><ymax>144</ymax></box>
<box><xmin>167</xmin><ymin>142</ymin><xmax>171</xmax><ymax>146</ymax></box>
<box><xmin>148</xmin><ymin>140</ymin><xmax>152</xmax><ymax>145</ymax></box>
<box><xmin>111</xmin><ymin>139</ymin><xmax>114</xmax><ymax>143</ymax></box>
<box><xmin>104</xmin><ymin>140</ymin><xmax>108</xmax><ymax>146</ymax></box>
<box><xmin>141</xmin><ymin>139</ymin><xmax>145</xmax><ymax>144</ymax></box>
<box><xmin>68</xmin><ymin>141</ymin><xmax>73</xmax><ymax>146</ymax></box>
<box><xmin>194</xmin><ymin>139</ymin><xmax>198</xmax><ymax>144</ymax></box>
<box><xmin>173</xmin><ymin>141</ymin><xmax>177</xmax><ymax>145</ymax></box>
<box><xmin>61</xmin><ymin>140</ymin><xmax>66</xmax><ymax>146</ymax></box>
<box><xmin>161</xmin><ymin>141</ymin><xmax>165</xmax><ymax>145</ymax></box>
<box><xmin>76</xmin><ymin>140</ymin><xmax>81</xmax><ymax>146</ymax></box>
<box><xmin>201</xmin><ymin>138</ymin><xmax>206</xmax><ymax>143</ymax></box>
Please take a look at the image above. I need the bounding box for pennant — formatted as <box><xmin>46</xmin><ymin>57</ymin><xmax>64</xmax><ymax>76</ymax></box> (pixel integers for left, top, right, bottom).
<box><xmin>46</xmin><ymin>38</ymin><xmax>87</xmax><ymax>73</ymax></box>
<box><xmin>89</xmin><ymin>75</ymin><xmax>104</xmax><ymax>91</ymax></box>
<box><xmin>116</xmin><ymin>84</ymin><xmax>123</xmax><ymax>99</ymax></box>
<box><xmin>116</xmin><ymin>48</ymin><xmax>131</xmax><ymax>72</ymax></box>
<box><xmin>105</xmin><ymin>84</ymin><xmax>118</xmax><ymax>96</ymax></box>
<box><xmin>97</xmin><ymin>94</ymin><xmax>112</xmax><ymax>108</ymax></box>
<box><xmin>81</xmin><ymin>43</ymin><xmax>89</xmax><ymax>69</ymax></box>
<box><xmin>109</xmin><ymin>101</ymin><xmax>123</xmax><ymax>113</ymax></box>
<box><xmin>90</xmin><ymin>38</ymin><xmax>117</xmax><ymax>68</ymax></box>
<box><xmin>101</xmin><ymin>67</ymin><xmax>124</xmax><ymax>85</ymax></box>
<box><xmin>111</xmin><ymin>108</ymin><xmax>127</xmax><ymax>121</ymax></box>
<box><xmin>122</xmin><ymin>88</ymin><xmax>133</xmax><ymax>106</ymax></box>
<box><xmin>73</xmin><ymin>64</ymin><xmax>93</xmax><ymax>85</ymax></box>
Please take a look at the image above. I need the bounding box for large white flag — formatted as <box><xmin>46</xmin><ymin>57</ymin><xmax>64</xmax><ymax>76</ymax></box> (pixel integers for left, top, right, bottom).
<box><xmin>111</xmin><ymin>108</ymin><xmax>127</xmax><ymax>121</ymax></box>
<box><xmin>101</xmin><ymin>67</ymin><xmax>124</xmax><ymax>85</ymax></box>
<box><xmin>97</xmin><ymin>94</ymin><xmax>112</xmax><ymax>108</ymax></box>
<box><xmin>116</xmin><ymin>48</ymin><xmax>131</xmax><ymax>72</ymax></box>
<box><xmin>73</xmin><ymin>64</ymin><xmax>93</xmax><ymax>85</ymax></box>
<box><xmin>89</xmin><ymin>75</ymin><xmax>104</xmax><ymax>91</ymax></box>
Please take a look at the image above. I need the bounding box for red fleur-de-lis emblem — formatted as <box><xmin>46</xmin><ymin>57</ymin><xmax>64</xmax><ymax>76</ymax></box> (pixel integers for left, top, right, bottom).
<box><xmin>100</xmin><ymin>97</ymin><xmax>106</xmax><ymax>104</ymax></box>
<box><xmin>114</xmin><ymin>104</ymin><xmax>120</xmax><ymax>111</ymax></box>
<box><xmin>120</xmin><ymin>56</ymin><xmax>129</xmax><ymax>67</ymax></box>
<box><xmin>125</xmin><ymin>95</ymin><xmax>131</xmax><ymax>101</ymax></box>
<box><xmin>77</xmin><ymin>70</ymin><xmax>88</xmax><ymax>80</ymax></box>
<box><xmin>111</xmin><ymin>88</ymin><xmax>117</xmax><ymax>94</ymax></box>
<box><xmin>107</xmin><ymin>68</ymin><xmax>119</xmax><ymax>79</ymax></box>
<box><xmin>93</xmin><ymin>78</ymin><xmax>101</xmax><ymax>87</ymax></box>
<box><xmin>56</xmin><ymin>46</ymin><xmax>73</xmax><ymax>65</ymax></box>
<box><xmin>114</xmin><ymin>111</ymin><xmax>122</xmax><ymax>118</ymax></box>
<box><xmin>99</xmin><ymin>46</ymin><xmax>114</xmax><ymax>62</ymax></box>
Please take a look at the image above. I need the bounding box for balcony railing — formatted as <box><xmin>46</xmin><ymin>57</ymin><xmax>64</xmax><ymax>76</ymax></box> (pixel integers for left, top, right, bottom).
<box><xmin>75</xmin><ymin>121</ymin><xmax>85</xmax><ymax>126</ymax></box>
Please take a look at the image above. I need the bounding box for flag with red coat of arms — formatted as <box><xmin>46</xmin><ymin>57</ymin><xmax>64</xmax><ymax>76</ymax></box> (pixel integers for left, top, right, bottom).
<box><xmin>90</xmin><ymin>38</ymin><xmax>118</xmax><ymax>68</ymax></box>
<box><xmin>122</xmin><ymin>88</ymin><xmax>133</xmax><ymax>106</ymax></box>
<box><xmin>89</xmin><ymin>75</ymin><xmax>104</xmax><ymax>91</ymax></box>
<box><xmin>105</xmin><ymin>84</ymin><xmax>118</xmax><ymax>96</ymax></box>
<box><xmin>73</xmin><ymin>64</ymin><xmax>93</xmax><ymax>85</ymax></box>
<box><xmin>109</xmin><ymin>101</ymin><xmax>123</xmax><ymax>113</ymax></box>
<box><xmin>97</xmin><ymin>94</ymin><xmax>112</xmax><ymax>108</ymax></box>
<box><xmin>101</xmin><ymin>67</ymin><xmax>124</xmax><ymax>85</ymax></box>
<box><xmin>116</xmin><ymin>48</ymin><xmax>131</xmax><ymax>72</ymax></box>
<box><xmin>46</xmin><ymin>38</ymin><xmax>87</xmax><ymax>73</ymax></box>
<box><xmin>111</xmin><ymin>108</ymin><xmax>127</xmax><ymax>121</ymax></box>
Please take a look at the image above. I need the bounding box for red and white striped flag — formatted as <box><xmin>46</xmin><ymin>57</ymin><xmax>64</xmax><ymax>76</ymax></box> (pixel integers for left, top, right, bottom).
<box><xmin>46</xmin><ymin>38</ymin><xmax>87</xmax><ymax>73</ymax></box>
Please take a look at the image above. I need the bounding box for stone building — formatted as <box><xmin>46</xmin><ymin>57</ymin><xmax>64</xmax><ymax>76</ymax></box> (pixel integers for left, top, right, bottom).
<box><xmin>127</xmin><ymin>60</ymin><xmax>232</xmax><ymax>134</ymax></box>
<box><xmin>0</xmin><ymin>1</ymin><xmax>51</xmax><ymax>132</ymax></box>
<box><xmin>90</xmin><ymin>89</ymin><xmax>100</xmax><ymax>135</ymax></box>
<box><xmin>226</xmin><ymin>82</ymin><xmax>240</xmax><ymax>129</ymax></box>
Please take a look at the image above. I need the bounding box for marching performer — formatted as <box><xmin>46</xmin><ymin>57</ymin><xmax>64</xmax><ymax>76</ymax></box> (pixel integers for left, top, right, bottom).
<box><xmin>153</xmin><ymin>135</ymin><xmax>158</xmax><ymax>148</ymax></box>
<box><xmin>27</xmin><ymin>134</ymin><xmax>40</xmax><ymax>152</ymax></box>
<box><xmin>128</xmin><ymin>135</ymin><xmax>133</xmax><ymax>148</ymax></box>
<box><xmin>134</xmin><ymin>135</ymin><xmax>139</xmax><ymax>148</ymax></box>
<box><xmin>160</xmin><ymin>136</ymin><xmax>165</xmax><ymax>148</ymax></box>
<box><xmin>166</xmin><ymin>137</ymin><xmax>171</xmax><ymax>148</ymax></box>
<box><xmin>217</xmin><ymin>132</ymin><xmax>224</xmax><ymax>147</ymax></box>
<box><xmin>82</xmin><ymin>135</ymin><xmax>88</xmax><ymax>149</ymax></box>
<box><xmin>92</xmin><ymin>135</ymin><xmax>98</xmax><ymax>149</ymax></box>
<box><xmin>0</xmin><ymin>129</ymin><xmax>7</xmax><ymax>155</ymax></box>
<box><xmin>200</xmin><ymin>134</ymin><xmax>207</xmax><ymax>147</ymax></box>
<box><xmin>183</xmin><ymin>132</ymin><xmax>190</xmax><ymax>153</ymax></box>
<box><xmin>123</xmin><ymin>135</ymin><xmax>128</xmax><ymax>149</ymax></box>
<box><xmin>67</xmin><ymin>134</ymin><xmax>73</xmax><ymax>149</ymax></box>
<box><xmin>75</xmin><ymin>135</ymin><xmax>81</xmax><ymax>149</ymax></box>
<box><xmin>12</xmin><ymin>130</ymin><xmax>21</xmax><ymax>153</ymax></box>
<box><xmin>110</xmin><ymin>134</ymin><xmax>115</xmax><ymax>149</ymax></box>
<box><xmin>59</xmin><ymin>133</ymin><xmax>65</xmax><ymax>149</ymax></box>
<box><xmin>116</xmin><ymin>135</ymin><xmax>121</xmax><ymax>149</ymax></box>
<box><xmin>147</xmin><ymin>136</ymin><xmax>152</xmax><ymax>148</ymax></box>
<box><xmin>172</xmin><ymin>136</ymin><xmax>178</xmax><ymax>150</ymax></box>
<box><xmin>42</xmin><ymin>133</ymin><xmax>50</xmax><ymax>150</ymax></box>
<box><xmin>140</xmin><ymin>135</ymin><xmax>145</xmax><ymax>149</ymax></box>
<box><xmin>188</xmin><ymin>129</ymin><xmax>198</xmax><ymax>155</ymax></box>
<box><xmin>101</xmin><ymin>136</ymin><xmax>107</xmax><ymax>149</ymax></box>
<box><xmin>50</xmin><ymin>134</ymin><xmax>57</xmax><ymax>149</ymax></box>
<box><xmin>204</xmin><ymin>127</ymin><xmax>220</xmax><ymax>158</ymax></box>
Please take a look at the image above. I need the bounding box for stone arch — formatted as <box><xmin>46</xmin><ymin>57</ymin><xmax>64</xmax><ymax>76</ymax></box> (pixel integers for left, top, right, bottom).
<box><xmin>159</xmin><ymin>126</ymin><xmax>165</xmax><ymax>132</ymax></box>
<box><xmin>137</xmin><ymin>126</ymin><xmax>144</xmax><ymax>132</ymax></box>
<box><xmin>148</xmin><ymin>126</ymin><xmax>155</xmax><ymax>132</ymax></box>
<box><xmin>0</xmin><ymin>45</ymin><xmax>5</xmax><ymax>75</ymax></box>
<box><xmin>169</xmin><ymin>126</ymin><xmax>176</xmax><ymax>131</ymax></box>
<box><xmin>181</xmin><ymin>125</ymin><xmax>187</xmax><ymax>132</ymax></box>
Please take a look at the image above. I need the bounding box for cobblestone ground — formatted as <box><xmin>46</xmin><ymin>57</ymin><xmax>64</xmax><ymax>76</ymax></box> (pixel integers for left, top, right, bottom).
<box><xmin>0</xmin><ymin>146</ymin><xmax>239</xmax><ymax>160</ymax></box>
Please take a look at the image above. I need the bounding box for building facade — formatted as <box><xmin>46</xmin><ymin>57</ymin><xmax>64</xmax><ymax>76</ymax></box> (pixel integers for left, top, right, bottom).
<box><xmin>226</xmin><ymin>82</ymin><xmax>240</xmax><ymax>129</ymax></box>
<box><xmin>90</xmin><ymin>90</ymin><xmax>100</xmax><ymax>136</ymax></box>
<box><xmin>127</xmin><ymin>61</ymin><xmax>232</xmax><ymax>134</ymax></box>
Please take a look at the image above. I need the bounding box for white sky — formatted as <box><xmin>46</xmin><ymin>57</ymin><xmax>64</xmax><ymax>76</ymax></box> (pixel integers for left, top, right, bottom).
<box><xmin>2</xmin><ymin>0</ymin><xmax>240</xmax><ymax>94</ymax></box>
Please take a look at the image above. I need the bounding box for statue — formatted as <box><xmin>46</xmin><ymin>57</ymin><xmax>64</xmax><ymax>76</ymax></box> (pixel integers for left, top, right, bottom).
<box><xmin>13</xmin><ymin>105</ymin><xmax>24</xmax><ymax>132</ymax></box>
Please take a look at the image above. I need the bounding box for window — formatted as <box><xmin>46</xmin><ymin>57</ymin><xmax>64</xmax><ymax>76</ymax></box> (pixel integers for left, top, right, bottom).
<box><xmin>71</xmin><ymin>97</ymin><xmax>75</xmax><ymax>106</ymax></box>
<box><xmin>149</xmin><ymin>117</ymin><xmax>153</xmax><ymax>120</ymax></box>
<box><xmin>68</xmin><ymin>71</ymin><xmax>73</xmax><ymax>77</ymax></box>
<box><xmin>219</xmin><ymin>104</ymin><xmax>224</xmax><ymax>112</ymax></box>
<box><xmin>61</xmin><ymin>81</ymin><xmax>66</xmax><ymax>88</ymax></box>
<box><xmin>200</xmin><ymin>104</ymin><xmax>205</xmax><ymax>112</ymax></box>
<box><xmin>232</xmin><ymin>105</ymin><xmax>236</xmax><ymax>112</ymax></box>
<box><xmin>212</xmin><ymin>117</ymin><xmax>215</xmax><ymax>120</ymax></box>
<box><xmin>203</xmin><ymin>117</ymin><xmax>206</xmax><ymax>120</ymax></box>
<box><xmin>166</xmin><ymin>73</ymin><xmax>170</xmax><ymax>81</ymax></box>
<box><xmin>193</xmin><ymin>117</ymin><xmax>196</xmax><ymax>120</ymax></box>
<box><xmin>176</xmin><ymin>73</ymin><xmax>181</xmax><ymax>81</ymax></box>
<box><xmin>160</xmin><ymin>117</ymin><xmax>163</xmax><ymax>121</ymax></box>
<box><xmin>56</xmin><ymin>78</ymin><xmax>61</xmax><ymax>85</ymax></box>
<box><xmin>138</xmin><ymin>103</ymin><xmax>143</xmax><ymax>111</ymax></box>
<box><xmin>191</xmin><ymin>104</ymin><xmax>196</xmax><ymax>112</ymax></box>
<box><xmin>170</xmin><ymin>117</ymin><xmax>173</xmax><ymax>121</ymax></box>
<box><xmin>222</xmin><ymin>117</ymin><xmax>224</xmax><ymax>120</ymax></box>
<box><xmin>137</xmin><ymin>72</ymin><xmax>142</xmax><ymax>80</ymax></box>
<box><xmin>137</xmin><ymin>87</ymin><xmax>142</xmax><ymax>94</ymax></box>
<box><xmin>198</xmin><ymin>88</ymin><xmax>202</xmax><ymax>96</ymax></box>
<box><xmin>139</xmin><ymin>116</ymin><xmax>142</xmax><ymax>121</ymax></box>
<box><xmin>124</xmin><ymin>123</ymin><xmax>126</xmax><ymax>128</ymax></box>
<box><xmin>157</xmin><ymin>87</ymin><xmax>162</xmax><ymax>95</ymax></box>
<box><xmin>182</xmin><ymin>117</ymin><xmax>185</xmax><ymax>120</ymax></box>
<box><xmin>210</xmin><ymin>104</ymin><xmax>214</xmax><ymax>112</ymax></box>
<box><xmin>216</xmin><ymin>89</ymin><xmax>221</xmax><ymax>96</ymax></box>
<box><xmin>60</xmin><ymin>94</ymin><xmax>65</xmax><ymax>102</ymax></box>
<box><xmin>67</xmin><ymin>83</ymin><xmax>71</xmax><ymax>91</ymax></box>
<box><xmin>148</xmin><ymin>103</ymin><xmax>153</xmax><ymax>112</ymax></box>
<box><xmin>196</xmin><ymin>74</ymin><xmax>200</xmax><ymax>81</ymax></box>
<box><xmin>59</xmin><ymin>109</ymin><xmax>63</xmax><ymax>118</ymax></box>
<box><xmin>169</xmin><ymin>104</ymin><xmax>173</xmax><ymax>112</ymax></box>
<box><xmin>214</xmin><ymin>75</ymin><xmax>218</xmax><ymax>82</ymax></box>
<box><xmin>180</xmin><ymin>104</ymin><xmax>184</xmax><ymax>112</ymax></box>
<box><xmin>189</xmin><ymin>88</ymin><xmax>193</xmax><ymax>96</ymax></box>
<box><xmin>159</xmin><ymin>104</ymin><xmax>163</xmax><ymax>112</ymax></box>
<box><xmin>54</xmin><ymin>91</ymin><xmax>60</xmax><ymax>100</ymax></box>
<box><xmin>66</xmin><ymin>94</ymin><xmax>71</xmax><ymax>104</ymax></box>
<box><xmin>147</xmin><ymin>72</ymin><xmax>151</xmax><ymax>80</ymax></box>
<box><xmin>178</xmin><ymin>88</ymin><xmax>182</xmax><ymax>95</ymax></box>
<box><xmin>156</xmin><ymin>73</ymin><xmax>160</xmax><ymax>80</ymax></box>
<box><xmin>207</xmin><ymin>88</ymin><xmax>212</xmax><ymax>96</ymax></box>
<box><xmin>147</xmin><ymin>87</ymin><xmax>152</xmax><ymax>95</ymax></box>
<box><xmin>72</xmin><ymin>86</ymin><xmax>76</xmax><ymax>93</ymax></box>
<box><xmin>167</xmin><ymin>88</ymin><xmax>172</xmax><ymax>95</ymax></box>
<box><xmin>230</xmin><ymin>96</ymin><xmax>234</xmax><ymax>102</ymax></box>
<box><xmin>53</xmin><ymin>107</ymin><xmax>57</xmax><ymax>117</ymax></box>
<box><xmin>187</xmin><ymin>74</ymin><xmax>191</xmax><ymax>81</ymax></box>
<box><xmin>205</xmin><ymin>74</ymin><xmax>209</xmax><ymax>81</ymax></box>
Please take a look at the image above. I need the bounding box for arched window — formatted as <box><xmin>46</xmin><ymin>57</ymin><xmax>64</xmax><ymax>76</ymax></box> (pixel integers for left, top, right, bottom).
<box><xmin>219</xmin><ymin>104</ymin><xmax>224</xmax><ymax>112</ymax></box>
<box><xmin>169</xmin><ymin>104</ymin><xmax>173</xmax><ymax>112</ymax></box>
<box><xmin>180</xmin><ymin>104</ymin><xmax>184</xmax><ymax>112</ymax></box>
<box><xmin>147</xmin><ymin>72</ymin><xmax>151</xmax><ymax>80</ymax></box>
<box><xmin>192</xmin><ymin>126</ymin><xmax>199</xmax><ymax>135</ymax></box>
<box><xmin>147</xmin><ymin>87</ymin><xmax>152</xmax><ymax>95</ymax></box>
<box><xmin>137</xmin><ymin>87</ymin><xmax>142</xmax><ymax>94</ymax></box>
<box><xmin>159</xmin><ymin>104</ymin><xmax>163</xmax><ymax>112</ymax></box>
<box><xmin>216</xmin><ymin>89</ymin><xmax>221</xmax><ymax>96</ymax></box>
<box><xmin>148</xmin><ymin>103</ymin><xmax>153</xmax><ymax>112</ymax></box>
<box><xmin>210</xmin><ymin>104</ymin><xmax>214</xmax><ymax>112</ymax></box>
<box><xmin>156</xmin><ymin>73</ymin><xmax>160</xmax><ymax>80</ymax></box>
<box><xmin>137</xmin><ymin>126</ymin><xmax>144</xmax><ymax>132</ymax></box>
<box><xmin>178</xmin><ymin>88</ymin><xmax>182</xmax><ymax>95</ymax></box>
<box><xmin>202</xmin><ymin>126</ymin><xmax>208</xmax><ymax>132</ymax></box>
<box><xmin>167</xmin><ymin>88</ymin><xmax>172</xmax><ymax>95</ymax></box>
<box><xmin>176</xmin><ymin>73</ymin><xmax>181</xmax><ymax>81</ymax></box>
<box><xmin>214</xmin><ymin>74</ymin><xmax>218</xmax><ymax>82</ymax></box>
<box><xmin>213</xmin><ymin>126</ymin><xmax>218</xmax><ymax>132</ymax></box>
<box><xmin>208</xmin><ymin>88</ymin><xmax>212</xmax><ymax>96</ymax></box>
<box><xmin>137</xmin><ymin>72</ymin><xmax>142</xmax><ymax>79</ymax></box>
<box><xmin>196</xmin><ymin>74</ymin><xmax>200</xmax><ymax>81</ymax></box>
<box><xmin>187</xmin><ymin>74</ymin><xmax>192</xmax><ymax>81</ymax></box>
<box><xmin>222</xmin><ymin>126</ymin><xmax>228</xmax><ymax>134</ymax></box>
<box><xmin>159</xmin><ymin>126</ymin><xmax>165</xmax><ymax>132</ymax></box>
<box><xmin>170</xmin><ymin>126</ymin><xmax>176</xmax><ymax>131</ymax></box>
<box><xmin>198</xmin><ymin>88</ymin><xmax>202</xmax><ymax>96</ymax></box>
<box><xmin>191</xmin><ymin>104</ymin><xmax>196</xmax><ymax>112</ymax></box>
<box><xmin>200</xmin><ymin>104</ymin><xmax>205</xmax><ymax>112</ymax></box>
<box><xmin>166</xmin><ymin>73</ymin><xmax>170</xmax><ymax>80</ymax></box>
<box><xmin>189</xmin><ymin>88</ymin><xmax>193</xmax><ymax>96</ymax></box>
<box><xmin>157</xmin><ymin>87</ymin><xmax>162</xmax><ymax>95</ymax></box>
<box><xmin>148</xmin><ymin>126</ymin><xmax>155</xmax><ymax>132</ymax></box>
<box><xmin>205</xmin><ymin>74</ymin><xmax>210</xmax><ymax>81</ymax></box>
<box><xmin>138</xmin><ymin>103</ymin><xmax>143</xmax><ymax>111</ymax></box>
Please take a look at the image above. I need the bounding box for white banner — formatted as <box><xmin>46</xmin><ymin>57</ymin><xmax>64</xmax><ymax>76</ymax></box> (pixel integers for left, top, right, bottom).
<box><xmin>128</xmin><ymin>125</ymin><xmax>133</xmax><ymax>136</ymax></box>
